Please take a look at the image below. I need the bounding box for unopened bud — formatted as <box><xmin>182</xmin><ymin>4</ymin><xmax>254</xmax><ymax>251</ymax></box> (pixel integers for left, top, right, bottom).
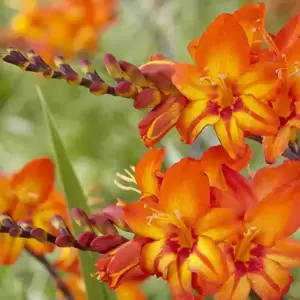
<box><xmin>102</xmin><ymin>205</ymin><xmax>131</xmax><ymax>231</ymax></box>
<box><xmin>89</xmin><ymin>213</ymin><xmax>118</xmax><ymax>235</ymax></box>
<box><xmin>55</xmin><ymin>235</ymin><xmax>75</xmax><ymax>247</ymax></box>
<box><xmin>89</xmin><ymin>81</ymin><xmax>108</xmax><ymax>95</ymax></box>
<box><xmin>77</xmin><ymin>231</ymin><xmax>97</xmax><ymax>249</ymax></box>
<box><xmin>134</xmin><ymin>87</ymin><xmax>162</xmax><ymax>109</ymax></box>
<box><xmin>115</xmin><ymin>81</ymin><xmax>137</xmax><ymax>98</ymax></box>
<box><xmin>119</xmin><ymin>61</ymin><xmax>148</xmax><ymax>87</ymax></box>
<box><xmin>103</xmin><ymin>54</ymin><xmax>123</xmax><ymax>80</ymax></box>
<box><xmin>90</xmin><ymin>235</ymin><xmax>127</xmax><ymax>253</ymax></box>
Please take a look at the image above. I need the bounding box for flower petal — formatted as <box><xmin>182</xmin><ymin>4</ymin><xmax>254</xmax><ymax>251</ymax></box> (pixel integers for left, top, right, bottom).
<box><xmin>26</xmin><ymin>239</ymin><xmax>55</xmax><ymax>255</ymax></box>
<box><xmin>214</xmin><ymin>117</ymin><xmax>245</xmax><ymax>160</ymax></box>
<box><xmin>236</xmin><ymin>62</ymin><xmax>281</xmax><ymax>99</ymax></box>
<box><xmin>234</xmin><ymin>95</ymin><xmax>279</xmax><ymax>136</ymax></box>
<box><xmin>123</xmin><ymin>196</ymin><xmax>165</xmax><ymax>240</ymax></box>
<box><xmin>233</xmin><ymin>3</ymin><xmax>266</xmax><ymax>49</ymax></box>
<box><xmin>0</xmin><ymin>175</ymin><xmax>14</xmax><ymax>213</ymax></box>
<box><xmin>139</xmin><ymin>95</ymin><xmax>186</xmax><ymax>147</ymax></box>
<box><xmin>245</xmin><ymin>180</ymin><xmax>300</xmax><ymax>246</ymax></box>
<box><xmin>248</xmin><ymin>258</ymin><xmax>293</xmax><ymax>299</ymax></box>
<box><xmin>0</xmin><ymin>235</ymin><xmax>25</xmax><ymax>265</ymax></box>
<box><xmin>11</xmin><ymin>158</ymin><xmax>54</xmax><ymax>205</ymax></box>
<box><xmin>188</xmin><ymin>38</ymin><xmax>200</xmax><ymax>61</ymax></box>
<box><xmin>135</xmin><ymin>148</ymin><xmax>165</xmax><ymax>197</ymax></box>
<box><xmin>177</xmin><ymin>100</ymin><xmax>220</xmax><ymax>144</ymax></box>
<box><xmin>262</xmin><ymin>127</ymin><xmax>291</xmax><ymax>164</ymax></box>
<box><xmin>159</xmin><ymin>158</ymin><xmax>209</xmax><ymax>224</ymax></box>
<box><xmin>193</xmin><ymin>208</ymin><xmax>242</xmax><ymax>243</ymax></box>
<box><xmin>252</xmin><ymin>160</ymin><xmax>300</xmax><ymax>202</ymax></box>
<box><xmin>195</xmin><ymin>14</ymin><xmax>249</xmax><ymax>78</ymax></box>
<box><xmin>115</xmin><ymin>281</ymin><xmax>147</xmax><ymax>300</ymax></box>
<box><xmin>216</xmin><ymin>273</ymin><xmax>251</xmax><ymax>300</ymax></box>
<box><xmin>274</xmin><ymin>11</ymin><xmax>300</xmax><ymax>53</ymax></box>
<box><xmin>266</xmin><ymin>238</ymin><xmax>300</xmax><ymax>268</ymax></box>
<box><xmin>140</xmin><ymin>239</ymin><xmax>176</xmax><ymax>275</ymax></box>
<box><xmin>188</xmin><ymin>236</ymin><xmax>228</xmax><ymax>283</ymax></box>
<box><xmin>172</xmin><ymin>63</ymin><xmax>215</xmax><ymax>101</ymax></box>
<box><xmin>200</xmin><ymin>145</ymin><xmax>252</xmax><ymax>190</ymax></box>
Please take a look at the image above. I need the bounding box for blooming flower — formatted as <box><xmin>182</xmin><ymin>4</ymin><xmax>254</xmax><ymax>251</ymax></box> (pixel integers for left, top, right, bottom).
<box><xmin>10</xmin><ymin>0</ymin><xmax>118</xmax><ymax>63</ymax></box>
<box><xmin>172</xmin><ymin>13</ymin><xmax>280</xmax><ymax>159</ymax></box>
<box><xmin>0</xmin><ymin>158</ymin><xmax>68</xmax><ymax>265</ymax></box>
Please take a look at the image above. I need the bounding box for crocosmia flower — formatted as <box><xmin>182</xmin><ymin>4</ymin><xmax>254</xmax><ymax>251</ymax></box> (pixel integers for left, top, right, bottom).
<box><xmin>0</xmin><ymin>158</ymin><xmax>67</xmax><ymax>265</ymax></box>
<box><xmin>172</xmin><ymin>13</ymin><xmax>280</xmax><ymax>159</ymax></box>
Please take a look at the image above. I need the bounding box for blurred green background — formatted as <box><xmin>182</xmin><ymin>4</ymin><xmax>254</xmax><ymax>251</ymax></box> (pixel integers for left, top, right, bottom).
<box><xmin>0</xmin><ymin>0</ymin><xmax>300</xmax><ymax>299</ymax></box>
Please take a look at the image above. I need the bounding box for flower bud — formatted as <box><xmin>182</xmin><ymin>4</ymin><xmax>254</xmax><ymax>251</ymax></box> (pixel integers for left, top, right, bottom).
<box><xmin>77</xmin><ymin>231</ymin><xmax>97</xmax><ymax>249</ymax></box>
<box><xmin>90</xmin><ymin>235</ymin><xmax>128</xmax><ymax>253</ymax></box>
<box><xmin>55</xmin><ymin>235</ymin><xmax>75</xmax><ymax>247</ymax></box>
<box><xmin>103</xmin><ymin>54</ymin><xmax>123</xmax><ymax>80</ymax></box>
<box><xmin>89</xmin><ymin>213</ymin><xmax>118</xmax><ymax>235</ymax></box>
<box><xmin>89</xmin><ymin>81</ymin><xmax>109</xmax><ymax>95</ymax></box>
<box><xmin>115</xmin><ymin>81</ymin><xmax>137</xmax><ymax>98</ymax></box>
<box><xmin>119</xmin><ymin>61</ymin><xmax>148</xmax><ymax>87</ymax></box>
<box><xmin>134</xmin><ymin>87</ymin><xmax>162</xmax><ymax>109</ymax></box>
<box><xmin>102</xmin><ymin>205</ymin><xmax>131</xmax><ymax>231</ymax></box>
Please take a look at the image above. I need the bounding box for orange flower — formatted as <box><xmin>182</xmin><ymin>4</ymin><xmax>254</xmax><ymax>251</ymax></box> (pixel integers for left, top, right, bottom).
<box><xmin>172</xmin><ymin>14</ymin><xmax>280</xmax><ymax>159</ymax></box>
<box><xmin>57</xmin><ymin>275</ymin><xmax>86</xmax><ymax>300</ymax></box>
<box><xmin>216</xmin><ymin>160</ymin><xmax>300</xmax><ymax>299</ymax></box>
<box><xmin>0</xmin><ymin>158</ymin><xmax>68</xmax><ymax>265</ymax></box>
<box><xmin>10</xmin><ymin>0</ymin><xmax>118</xmax><ymax>63</ymax></box>
<box><xmin>123</xmin><ymin>153</ymin><xmax>242</xmax><ymax>299</ymax></box>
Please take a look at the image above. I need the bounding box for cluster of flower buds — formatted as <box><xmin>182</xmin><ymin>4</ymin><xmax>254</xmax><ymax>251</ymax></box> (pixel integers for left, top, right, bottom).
<box><xmin>0</xmin><ymin>205</ymin><xmax>129</xmax><ymax>255</ymax></box>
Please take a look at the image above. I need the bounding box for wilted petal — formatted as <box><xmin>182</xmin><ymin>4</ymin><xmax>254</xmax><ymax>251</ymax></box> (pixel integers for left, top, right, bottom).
<box><xmin>11</xmin><ymin>158</ymin><xmax>54</xmax><ymax>204</ymax></box>
<box><xmin>135</xmin><ymin>148</ymin><xmax>165</xmax><ymax>197</ymax></box>
<box><xmin>200</xmin><ymin>145</ymin><xmax>252</xmax><ymax>190</ymax></box>
<box><xmin>248</xmin><ymin>258</ymin><xmax>293</xmax><ymax>299</ymax></box>
<box><xmin>177</xmin><ymin>100</ymin><xmax>220</xmax><ymax>144</ymax></box>
<box><xmin>266</xmin><ymin>238</ymin><xmax>300</xmax><ymax>268</ymax></box>
<box><xmin>195</xmin><ymin>14</ymin><xmax>249</xmax><ymax>78</ymax></box>
<box><xmin>216</xmin><ymin>273</ymin><xmax>251</xmax><ymax>300</ymax></box>
<box><xmin>188</xmin><ymin>236</ymin><xmax>228</xmax><ymax>283</ymax></box>
<box><xmin>193</xmin><ymin>208</ymin><xmax>242</xmax><ymax>243</ymax></box>
<box><xmin>236</xmin><ymin>62</ymin><xmax>281</xmax><ymax>99</ymax></box>
<box><xmin>159</xmin><ymin>158</ymin><xmax>209</xmax><ymax>225</ymax></box>
<box><xmin>123</xmin><ymin>196</ymin><xmax>165</xmax><ymax>240</ymax></box>
<box><xmin>0</xmin><ymin>235</ymin><xmax>25</xmax><ymax>265</ymax></box>
<box><xmin>214</xmin><ymin>117</ymin><xmax>245</xmax><ymax>160</ymax></box>
<box><xmin>172</xmin><ymin>63</ymin><xmax>214</xmax><ymax>101</ymax></box>
<box><xmin>234</xmin><ymin>95</ymin><xmax>279</xmax><ymax>136</ymax></box>
<box><xmin>262</xmin><ymin>127</ymin><xmax>291</xmax><ymax>164</ymax></box>
<box><xmin>245</xmin><ymin>180</ymin><xmax>300</xmax><ymax>246</ymax></box>
<box><xmin>252</xmin><ymin>159</ymin><xmax>300</xmax><ymax>202</ymax></box>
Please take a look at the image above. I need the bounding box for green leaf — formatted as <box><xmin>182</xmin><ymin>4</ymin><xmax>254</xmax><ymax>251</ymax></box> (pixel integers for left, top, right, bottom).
<box><xmin>37</xmin><ymin>86</ymin><xmax>115</xmax><ymax>300</ymax></box>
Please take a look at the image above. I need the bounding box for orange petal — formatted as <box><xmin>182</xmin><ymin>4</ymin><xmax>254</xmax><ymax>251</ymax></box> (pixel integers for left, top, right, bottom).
<box><xmin>57</xmin><ymin>276</ymin><xmax>86</xmax><ymax>300</ymax></box>
<box><xmin>139</xmin><ymin>96</ymin><xmax>186</xmax><ymax>147</ymax></box>
<box><xmin>0</xmin><ymin>175</ymin><xmax>14</xmax><ymax>213</ymax></box>
<box><xmin>262</xmin><ymin>127</ymin><xmax>291</xmax><ymax>164</ymax></box>
<box><xmin>193</xmin><ymin>208</ymin><xmax>242</xmax><ymax>243</ymax></box>
<box><xmin>195</xmin><ymin>14</ymin><xmax>249</xmax><ymax>78</ymax></box>
<box><xmin>245</xmin><ymin>180</ymin><xmax>300</xmax><ymax>246</ymax></box>
<box><xmin>159</xmin><ymin>158</ymin><xmax>209</xmax><ymax>225</ymax></box>
<box><xmin>115</xmin><ymin>281</ymin><xmax>146</xmax><ymax>300</ymax></box>
<box><xmin>274</xmin><ymin>11</ymin><xmax>300</xmax><ymax>53</ymax></box>
<box><xmin>26</xmin><ymin>239</ymin><xmax>55</xmax><ymax>255</ymax></box>
<box><xmin>140</xmin><ymin>239</ymin><xmax>176</xmax><ymax>275</ymax></box>
<box><xmin>54</xmin><ymin>248</ymin><xmax>80</xmax><ymax>274</ymax></box>
<box><xmin>135</xmin><ymin>148</ymin><xmax>165</xmax><ymax>198</ymax></box>
<box><xmin>172</xmin><ymin>63</ymin><xmax>214</xmax><ymax>101</ymax></box>
<box><xmin>123</xmin><ymin>196</ymin><xmax>165</xmax><ymax>240</ymax></box>
<box><xmin>214</xmin><ymin>116</ymin><xmax>245</xmax><ymax>160</ymax></box>
<box><xmin>0</xmin><ymin>235</ymin><xmax>25</xmax><ymax>265</ymax></box>
<box><xmin>200</xmin><ymin>145</ymin><xmax>252</xmax><ymax>190</ymax></box>
<box><xmin>236</xmin><ymin>62</ymin><xmax>281</xmax><ymax>100</ymax></box>
<box><xmin>248</xmin><ymin>258</ymin><xmax>293</xmax><ymax>299</ymax></box>
<box><xmin>252</xmin><ymin>159</ymin><xmax>300</xmax><ymax>202</ymax></box>
<box><xmin>222</xmin><ymin>165</ymin><xmax>257</xmax><ymax>214</ymax></box>
<box><xmin>188</xmin><ymin>236</ymin><xmax>228</xmax><ymax>283</ymax></box>
<box><xmin>177</xmin><ymin>100</ymin><xmax>220</xmax><ymax>144</ymax></box>
<box><xmin>188</xmin><ymin>38</ymin><xmax>200</xmax><ymax>61</ymax></box>
<box><xmin>216</xmin><ymin>273</ymin><xmax>251</xmax><ymax>300</ymax></box>
<box><xmin>266</xmin><ymin>238</ymin><xmax>300</xmax><ymax>268</ymax></box>
<box><xmin>11</xmin><ymin>157</ymin><xmax>55</xmax><ymax>205</ymax></box>
<box><xmin>233</xmin><ymin>2</ymin><xmax>266</xmax><ymax>49</ymax></box>
<box><xmin>285</xmin><ymin>39</ymin><xmax>300</xmax><ymax>72</ymax></box>
<box><xmin>167</xmin><ymin>253</ymin><xmax>194</xmax><ymax>300</ymax></box>
<box><xmin>234</xmin><ymin>95</ymin><xmax>278</xmax><ymax>136</ymax></box>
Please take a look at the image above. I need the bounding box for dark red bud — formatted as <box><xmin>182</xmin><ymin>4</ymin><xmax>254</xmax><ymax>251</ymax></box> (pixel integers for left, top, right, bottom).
<box><xmin>90</xmin><ymin>235</ymin><xmax>128</xmax><ymax>253</ymax></box>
